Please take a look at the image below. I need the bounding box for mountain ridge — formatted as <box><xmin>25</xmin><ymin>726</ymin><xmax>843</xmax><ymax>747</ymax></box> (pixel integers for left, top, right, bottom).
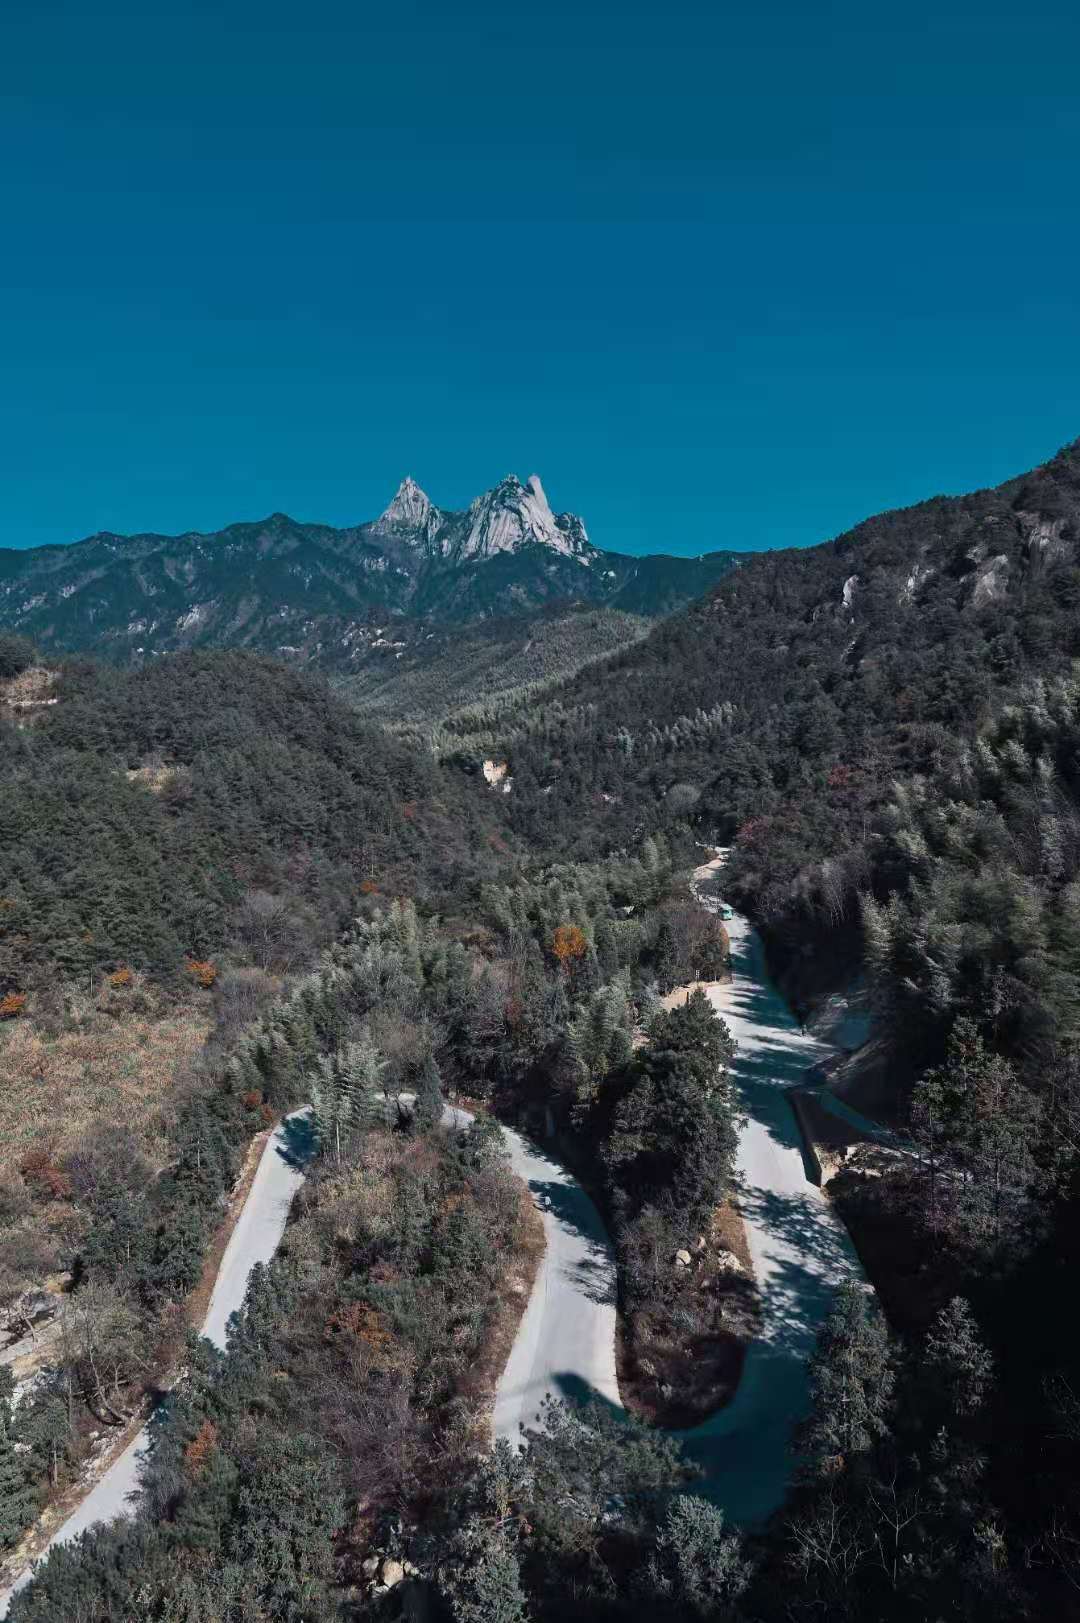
<box><xmin>0</xmin><ymin>473</ymin><xmax>742</xmax><ymax>669</ymax></box>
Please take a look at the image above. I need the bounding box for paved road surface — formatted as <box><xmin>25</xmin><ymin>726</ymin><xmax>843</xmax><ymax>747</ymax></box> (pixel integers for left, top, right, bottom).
<box><xmin>490</xmin><ymin>854</ymin><xmax>864</xmax><ymax>1527</ymax></box>
<box><xmin>491</xmin><ymin>1127</ymin><xmax>620</xmax><ymax>1440</ymax></box>
<box><xmin>676</xmin><ymin>857</ymin><xmax>863</xmax><ymax>1525</ymax></box>
<box><xmin>4</xmin><ymin>858</ymin><xmax>863</xmax><ymax>1612</ymax></box>
<box><xmin>0</xmin><ymin>1111</ymin><xmax>310</xmax><ymax>1617</ymax></box>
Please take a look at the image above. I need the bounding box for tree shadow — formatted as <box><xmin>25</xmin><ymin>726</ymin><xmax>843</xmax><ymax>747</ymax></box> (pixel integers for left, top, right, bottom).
<box><xmin>535</xmin><ymin>1184</ymin><xmax>861</xmax><ymax>1529</ymax></box>
<box><xmin>551</xmin><ymin>1369</ymin><xmax>628</xmax><ymax>1422</ymax></box>
<box><xmin>276</xmin><ymin>1110</ymin><xmax>318</xmax><ymax>1169</ymax></box>
<box><xmin>527</xmin><ymin>1176</ymin><xmax>618</xmax><ymax>1306</ymax></box>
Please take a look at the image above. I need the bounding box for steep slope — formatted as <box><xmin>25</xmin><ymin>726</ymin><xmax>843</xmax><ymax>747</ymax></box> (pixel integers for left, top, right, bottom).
<box><xmin>496</xmin><ymin>436</ymin><xmax>1080</xmax><ymax>1012</ymax></box>
<box><xmin>500</xmin><ymin>436</ymin><xmax>1080</xmax><ymax>859</ymax></box>
<box><xmin>0</xmin><ymin>475</ymin><xmax>742</xmax><ymax>669</ymax></box>
<box><xmin>339</xmin><ymin>605</ymin><xmax>649</xmax><ymax>724</ymax></box>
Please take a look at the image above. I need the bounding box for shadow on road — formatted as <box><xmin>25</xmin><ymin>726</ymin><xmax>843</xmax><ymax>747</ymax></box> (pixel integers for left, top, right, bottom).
<box><xmin>277</xmin><ymin>1112</ymin><xmax>318</xmax><ymax>1169</ymax></box>
<box><xmin>551</xmin><ymin>1371</ymin><xmax>626</xmax><ymax>1421</ymax></box>
<box><xmin>527</xmin><ymin>1176</ymin><xmax>617</xmax><ymax>1306</ymax></box>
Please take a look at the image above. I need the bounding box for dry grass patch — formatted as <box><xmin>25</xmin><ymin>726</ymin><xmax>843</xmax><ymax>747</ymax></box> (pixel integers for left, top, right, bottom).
<box><xmin>0</xmin><ymin>999</ymin><xmax>212</xmax><ymax>1176</ymax></box>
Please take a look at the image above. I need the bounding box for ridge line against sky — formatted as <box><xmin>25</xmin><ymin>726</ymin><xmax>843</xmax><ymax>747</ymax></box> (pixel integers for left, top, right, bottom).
<box><xmin>2</xmin><ymin>438</ymin><xmax>1075</xmax><ymax>564</ymax></box>
<box><xmin>1</xmin><ymin>0</ymin><xmax>1078</xmax><ymax>557</ymax></box>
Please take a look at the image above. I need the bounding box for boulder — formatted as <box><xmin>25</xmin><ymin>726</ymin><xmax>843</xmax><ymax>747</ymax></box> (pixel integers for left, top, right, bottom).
<box><xmin>714</xmin><ymin>1249</ymin><xmax>744</xmax><ymax>1275</ymax></box>
<box><xmin>673</xmin><ymin>1249</ymin><xmax>692</xmax><ymax>1268</ymax></box>
<box><xmin>381</xmin><ymin>1559</ymin><xmax>405</xmax><ymax>1589</ymax></box>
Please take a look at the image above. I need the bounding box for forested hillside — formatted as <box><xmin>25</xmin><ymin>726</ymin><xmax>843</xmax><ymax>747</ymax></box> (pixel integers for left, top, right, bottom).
<box><xmin>499</xmin><ymin>438</ymin><xmax>1080</xmax><ymax>957</ymax></box>
<box><xmin>1</xmin><ymin>648</ymin><xmax>501</xmax><ymax>995</ymax></box>
<box><xmin>3</xmin><ymin>690</ymin><xmax>736</xmax><ymax>1617</ymax></box>
<box><xmin>7</xmin><ymin>439</ymin><xmax>1080</xmax><ymax>1622</ymax></box>
<box><xmin>0</xmin><ymin>644</ymin><xmax>522</xmax><ymax>1574</ymax></box>
<box><xmin>445</xmin><ymin>436</ymin><xmax>1080</xmax><ymax>1617</ymax></box>
<box><xmin>0</xmin><ymin>474</ymin><xmax>739</xmax><ymax>673</ymax></box>
<box><xmin>339</xmin><ymin>606</ymin><xmax>649</xmax><ymax>726</ymax></box>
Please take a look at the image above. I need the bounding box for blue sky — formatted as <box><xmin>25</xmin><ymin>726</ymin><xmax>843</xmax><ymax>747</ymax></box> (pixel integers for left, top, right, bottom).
<box><xmin>1</xmin><ymin>0</ymin><xmax>1078</xmax><ymax>555</ymax></box>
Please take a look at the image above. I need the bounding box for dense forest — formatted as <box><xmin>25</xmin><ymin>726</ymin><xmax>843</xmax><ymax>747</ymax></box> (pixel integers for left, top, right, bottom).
<box><xmin>4</xmin><ymin>890</ymin><xmax>744</xmax><ymax>1622</ymax></box>
<box><xmin>1</xmin><ymin>635</ymin><xmax>737</xmax><ymax>1615</ymax></box>
<box><xmin>5</xmin><ymin>439</ymin><xmax>1080</xmax><ymax>1619</ymax></box>
<box><xmin>1</xmin><ymin>647</ymin><xmax>504</xmax><ymax>993</ymax></box>
<box><xmin>463</xmin><ymin>437</ymin><xmax>1080</xmax><ymax>1617</ymax></box>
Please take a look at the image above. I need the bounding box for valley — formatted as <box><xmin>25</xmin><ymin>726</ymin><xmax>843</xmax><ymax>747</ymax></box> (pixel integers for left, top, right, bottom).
<box><xmin>3</xmin><ymin>436</ymin><xmax>1080</xmax><ymax>1621</ymax></box>
<box><xmin>6</xmin><ymin>2</ymin><xmax>1079</xmax><ymax>1615</ymax></box>
<box><xmin>1</xmin><ymin>853</ymin><xmax>855</xmax><ymax>1614</ymax></box>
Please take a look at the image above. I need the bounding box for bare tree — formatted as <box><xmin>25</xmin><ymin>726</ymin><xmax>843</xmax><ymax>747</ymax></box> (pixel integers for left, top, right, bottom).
<box><xmin>59</xmin><ymin>1282</ymin><xmax>148</xmax><ymax>1425</ymax></box>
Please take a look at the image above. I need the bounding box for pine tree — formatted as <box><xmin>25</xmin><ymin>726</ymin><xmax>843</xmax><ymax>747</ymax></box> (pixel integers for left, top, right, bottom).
<box><xmin>18</xmin><ymin>1386</ymin><xmax>72</xmax><ymax>1488</ymax></box>
<box><xmin>798</xmin><ymin>1282</ymin><xmax>895</xmax><ymax>1479</ymax></box>
<box><xmin>923</xmin><ymin>1296</ymin><xmax>994</xmax><ymax>1419</ymax></box>
<box><xmin>413</xmin><ymin>1052</ymin><xmax>445</xmax><ymax>1133</ymax></box>
<box><xmin>912</xmin><ymin>1019</ymin><xmax>1041</xmax><ymax>1260</ymax></box>
<box><xmin>653</xmin><ymin>916</ymin><xmax>680</xmax><ymax>992</ymax></box>
<box><xmin>0</xmin><ymin>1369</ymin><xmax>37</xmax><ymax>1550</ymax></box>
<box><xmin>644</xmin><ymin>1495</ymin><xmax>751</xmax><ymax>1617</ymax></box>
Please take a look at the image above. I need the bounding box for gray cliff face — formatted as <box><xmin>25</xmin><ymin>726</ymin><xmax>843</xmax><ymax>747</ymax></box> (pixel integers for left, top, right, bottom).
<box><xmin>455</xmin><ymin>474</ymin><xmax>593</xmax><ymax>562</ymax></box>
<box><xmin>372</xmin><ymin>472</ymin><xmax>594</xmax><ymax>563</ymax></box>
<box><xmin>372</xmin><ymin>476</ymin><xmax>444</xmax><ymax>545</ymax></box>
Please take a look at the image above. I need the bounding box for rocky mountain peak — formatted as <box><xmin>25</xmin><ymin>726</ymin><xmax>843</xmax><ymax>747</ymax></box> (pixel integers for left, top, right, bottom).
<box><xmin>375</xmin><ymin>476</ymin><xmax>439</xmax><ymax>537</ymax></box>
<box><xmin>460</xmin><ymin>472</ymin><xmax>591</xmax><ymax>562</ymax></box>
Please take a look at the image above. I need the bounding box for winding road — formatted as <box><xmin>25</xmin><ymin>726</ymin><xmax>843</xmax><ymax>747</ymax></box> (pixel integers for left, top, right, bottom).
<box><xmin>674</xmin><ymin>857</ymin><xmax>863</xmax><ymax>1522</ymax></box>
<box><xmin>2</xmin><ymin>857</ymin><xmax>863</xmax><ymax>1612</ymax></box>
<box><xmin>491</xmin><ymin>1127</ymin><xmax>620</xmax><ymax>1438</ymax></box>
<box><xmin>0</xmin><ymin>1112</ymin><xmax>310</xmax><ymax>1617</ymax></box>
<box><xmin>490</xmin><ymin>854</ymin><xmax>864</xmax><ymax>1527</ymax></box>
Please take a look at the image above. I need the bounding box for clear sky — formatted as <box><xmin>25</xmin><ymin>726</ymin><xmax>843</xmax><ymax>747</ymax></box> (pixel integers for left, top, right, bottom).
<box><xmin>1</xmin><ymin>0</ymin><xmax>1078</xmax><ymax>555</ymax></box>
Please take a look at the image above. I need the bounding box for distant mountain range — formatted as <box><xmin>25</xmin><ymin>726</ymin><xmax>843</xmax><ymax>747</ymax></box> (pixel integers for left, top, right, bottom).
<box><xmin>0</xmin><ymin>474</ymin><xmax>742</xmax><ymax>669</ymax></box>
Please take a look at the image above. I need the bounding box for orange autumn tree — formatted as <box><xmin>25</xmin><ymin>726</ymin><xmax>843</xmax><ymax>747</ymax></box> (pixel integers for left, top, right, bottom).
<box><xmin>551</xmin><ymin>924</ymin><xmax>588</xmax><ymax>968</ymax></box>
<box><xmin>183</xmin><ymin>1420</ymin><xmax>218</xmax><ymax>1476</ymax></box>
<box><xmin>184</xmin><ymin>958</ymin><xmax>218</xmax><ymax>989</ymax></box>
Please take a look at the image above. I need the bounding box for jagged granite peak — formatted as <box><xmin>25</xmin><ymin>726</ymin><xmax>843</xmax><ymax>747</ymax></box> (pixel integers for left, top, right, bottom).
<box><xmin>374</xmin><ymin>476</ymin><xmax>441</xmax><ymax>540</ymax></box>
<box><xmin>459</xmin><ymin>472</ymin><xmax>592</xmax><ymax>562</ymax></box>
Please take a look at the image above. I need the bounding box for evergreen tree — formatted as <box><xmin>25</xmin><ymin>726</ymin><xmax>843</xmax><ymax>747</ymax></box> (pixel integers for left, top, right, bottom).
<box><xmin>653</xmin><ymin>915</ymin><xmax>680</xmax><ymax>992</ymax></box>
<box><xmin>310</xmin><ymin>1032</ymin><xmax>384</xmax><ymax>1163</ymax></box>
<box><xmin>912</xmin><ymin>1019</ymin><xmax>1042</xmax><ymax>1260</ymax></box>
<box><xmin>17</xmin><ymin>1386</ymin><xmax>72</xmax><ymax>1488</ymax></box>
<box><xmin>225</xmin><ymin>1433</ymin><xmax>344</xmax><ymax>1621</ymax></box>
<box><xmin>413</xmin><ymin>1052</ymin><xmax>445</xmax><ymax>1133</ymax></box>
<box><xmin>643</xmin><ymin>1494</ymin><xmax>751</xmax><ymax>1618</ymax></box>
<box><xmin>923</xmin><ymin>1296</ymin><xmax>995</xmax><ymax>1419</ymax></box>
<box><xmin>798</xmin><ymin>1282</ymin><xmax>895</xmax><ymax>1479</ymax></box>
<box><xmin>0</xmin><ymin>1368</ymin><xmax>37</xmax><ymax>1550</ymax></box>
